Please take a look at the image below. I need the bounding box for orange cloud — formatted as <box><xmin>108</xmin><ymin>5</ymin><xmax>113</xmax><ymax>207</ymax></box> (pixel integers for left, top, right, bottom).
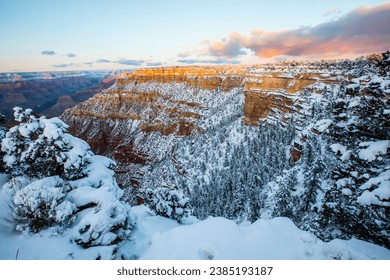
<box><xmin>203</xmin><ymin>2</ymin><xmax>390</xmax><ymax>59</ymax></box>
<box><xmin>207</xmin><ymin>32</ymin><xmax>247</xmax><ymax>57</ymax></box>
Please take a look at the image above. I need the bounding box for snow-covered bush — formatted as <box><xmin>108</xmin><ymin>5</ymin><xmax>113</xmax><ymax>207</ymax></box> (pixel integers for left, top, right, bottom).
<box><xmin>68</xmin><ymin>156</ymin><xmax>137</xmax><ymax>247</ymax></box>
<box><xmin>1</xmin><ymin>107</ymin><xmax>92</xmax><ymax>179</ymax></box>
<box><xmin>71</xmin><ymin>199</ymin><xmax>135</xmax><ymax>247</ymax></box>
<box><xmin>10</xmin><ymin>176</ymin><xmax>76</xmax><ymax>233</ymax></box>
<box><xmin>145</xmin><ymin>187</ymin><xmax>191</xmax><ymax>222</ymax></box>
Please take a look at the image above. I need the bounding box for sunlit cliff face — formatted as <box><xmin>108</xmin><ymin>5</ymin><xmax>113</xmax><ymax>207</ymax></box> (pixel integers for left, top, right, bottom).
<box><xmin>75</xmin><ymin>65</ymin><xmax>335</xmax><ymax>126</ymax></box>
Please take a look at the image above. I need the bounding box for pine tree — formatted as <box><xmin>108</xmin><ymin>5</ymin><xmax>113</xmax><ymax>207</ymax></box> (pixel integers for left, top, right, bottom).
<box><xmin>1</xmin><ymin>108</ymin><xmax>136</xmax><ymax>250</ymax></box>
<box><xmin>1</xmin><ymin>107</ymin><xmax>92</xmax><ymax>179</ymax></box>
<box><xmin>145</xmin><ymin>186</ymin><xmax>192</xmax><ymax>223</ymax></box>
<box><xmin>309</xmin><ymin>54</ymin><xmax>390</xmax><ymax>249</ymax></box>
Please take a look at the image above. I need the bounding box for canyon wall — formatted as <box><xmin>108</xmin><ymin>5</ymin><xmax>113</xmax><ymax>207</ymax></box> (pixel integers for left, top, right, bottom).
<box><xmin>61</xmin><ymin>63</ymin><xmax>351</xmax><ymax>186</ymax></box>
<box><xmin>0</xmin><ymin>71</ymin><xmax>119</xmax><ymax>121</ymax></box>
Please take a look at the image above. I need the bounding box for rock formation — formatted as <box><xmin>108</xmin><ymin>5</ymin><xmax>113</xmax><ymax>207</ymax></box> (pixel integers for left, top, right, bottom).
<box><xmin>61</xmin><ymin>63</ymin><xmax>353</xmax><ymax>186</ymax></box>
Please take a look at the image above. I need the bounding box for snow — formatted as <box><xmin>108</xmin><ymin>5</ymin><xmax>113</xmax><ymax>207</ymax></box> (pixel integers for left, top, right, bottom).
<box><xmin>18</xmin><ymin>122</ymin><xmax>39</xmax><ymax>137</ymax></box>
<box><xmin>368</xmin><ymin>75</ymin><xmax>382</xmax><ymax>85</ymax></box>
<box><xmin>350</xmin><ymin>171</ymin><xmax>359</xmax><ymax>178</ymax></box>
<box><xmin>340</xmin><ymin>150</ymin><xmax>351</xmax><ymax>161</ymax></box>
<box><xmin>357</xmin><ymin>169</ymin><xmax>390</xmax><ymax>207</ymax></box>
<box><xmin>65</xmin><ymin>156</ymin><xmax>136</xmax><ymax>247</ymax></box>
<box><xmin>122</xmin><ymin>205</ymin><xmax>181</xmax><ymax>259</ymax></box>
<box><xmin>1</xmin><ymin>199</ymin><xmax>389</xmax><ymax>260</ymax></box>
<box><xmin>68</xmin><ymin>155</ymin><xmax>116</xmax><ymax>190</ymax></box>
<box><xmin>40</xmin><ymin>117</ymin><xmax>68</xmax><ymax>140</ymax></box>
<box><xmin>314</xmin><ymin>119</ymin><xmax>332</xmax><ymax>132</ymax></box>
<box><xmin>358</xmin><ymin>140</ymin><xmax>390</xmax><ymax>162</ymax></box>
<box><xmin>342</xmin><ymin>188</ymin><xmax>353</xmax><ymax>196</ymax></box>
<box><xmin>0</xmin><ymin>173</ymin><xmax>8</xmax><ymax>187</ymax></box>
<box><xmin>0</xmin><ymin>226</ymin><xmax>116</xmax><ymax>260</ymax></box>
<box><xmin>346</xmin><ymin>83</ymin><xmax>360</xmax><ymax>90</ymax></box>
<box><xmin>348</xmin><ymin>98</ymin><xmax>361</xmax><ymax>108</ymax></box>
<box><xmin>360</xmin><ymin>169</ymin><xmax>390</xmax><ymax>191</ymax></box>
<box><xmin>336</xmin><ymin>178</ymin><xmax>352</xmax><ymax>188</ymax></box>
<box><xmin>70</xmin><ymin>201</ymin><xmax>133</xmax><ymax>246</ymax></box>
<box><xmin>139</xmin><ymin>215</ymin><xmax>390</xmax><ymax>260</ymax></box>
<box><xmin>358</xmin><ymin>182</ymin><xmax>390</xmax><ymax>207</ymax></box>
<box><xmin>13</xmin><ymin>176</ymin><xmax>64</xmax><ymax>207</ymax></box>
<box><xmin>330</xmin><ymin>143</ymin><xmax>346</xmax><ymax>154</ymax></box>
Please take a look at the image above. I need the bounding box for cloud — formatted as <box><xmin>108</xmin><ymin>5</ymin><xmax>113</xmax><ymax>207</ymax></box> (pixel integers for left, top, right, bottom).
<box><xmin>323</xmin><ymin>8</ymin><xmax>342</xmax><ymax>17</ymax></box>
<box><xmin>206</xmin><ymin>33</ymin><xmax>248</xmax><ymax>57</ymax></box>
<box><xmin>177</xmin><ymin>51</ymin><xmax>193</xmax><ymax>58</ymax></box>
<box><xmin>177</xmin><ymin>58</ymin><xmax>240</xmax><ymax>65</ymax></box>
<box><xmin>52</xmin><ymin>63</ymin><xmax>79</xmax><ymax>68</ymax></box>
<box><xmin>41</xmin><ymin>50</ymin><xmax>56</xmax><ymax>56</ymax></box>
<box><xmin>146</xmin><ymin>62</ymin><xmax>162</xmax><ymax>66</ymax></box>
<box><xmin>83</xmin><ymin>62</ymin><xmax>93</xmax><ymax>67</ymax></box>
<box><xmin>65</xmin><ymin>53</ymin><xmax>77</xmax><ymax>58</ymax></box>
<box><xmin>96</xmin><ymin>58</ymin><xmax>111</xmax><ymax>63</ymax></box>
<box><xmin>201</xmin><ymin>3</ymin><xmax>390</xmax><ymax>59</ymax></box>
<box><xmin>115</xmin><ymin>59</ymin><xmax>144</xmax><ymax>66</ymax></box>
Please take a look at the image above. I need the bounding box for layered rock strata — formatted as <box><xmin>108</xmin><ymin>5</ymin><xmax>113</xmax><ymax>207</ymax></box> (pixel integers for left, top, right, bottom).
<box><xmin>61</xmin><ymin>64</ymin><xmax>352</xmax><ymax>186</ymax></box>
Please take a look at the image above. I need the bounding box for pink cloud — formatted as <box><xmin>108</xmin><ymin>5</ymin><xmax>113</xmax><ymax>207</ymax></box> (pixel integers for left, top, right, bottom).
<box><xmin>202</xmin><ymin>3</ymin><xmax>390</xmax><ymax>59</ymax></box>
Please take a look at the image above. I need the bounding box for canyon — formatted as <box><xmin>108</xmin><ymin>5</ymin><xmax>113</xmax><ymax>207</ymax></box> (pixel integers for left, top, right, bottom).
<box><xmin>0</xmin><ymin>70</ymin><xmax>121</xmax><ymax>122</ymax></box>
<box><xmin>61</xmin><ymin>55</ymin><xmax>390</xmax><ymax>249</ymax></box>
<box><xmin>1</xmin><ymin>54</ymin><xmax>388</xmax><ymax>250</ymax></box>
<box><xmin>62</xmin><ymin>63</ymin><xmax>352</xmax><ymax>185</ymax></box>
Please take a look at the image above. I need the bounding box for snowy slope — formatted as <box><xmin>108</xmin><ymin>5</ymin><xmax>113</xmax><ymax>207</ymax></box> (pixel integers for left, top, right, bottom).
<box><xmin>1</xmin><ymin>201</ymin><xmax>389</xmax><ymax>260</ymax></box>
<box><xmin>140</xmin><ymin>215</ymin><xmax>390</xmax><ymax>260</ymax></box>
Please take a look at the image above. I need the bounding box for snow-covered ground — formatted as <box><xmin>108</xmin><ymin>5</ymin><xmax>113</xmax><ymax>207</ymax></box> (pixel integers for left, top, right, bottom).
<box><xmin>131</xmin><ymin>206</ymin><xmax>390</xmax><ymax>260</ymax></box>
<box><xmin>1</xmin><ymin>193</ymin><xmax>389</xmax><ymax>260</ymax></box>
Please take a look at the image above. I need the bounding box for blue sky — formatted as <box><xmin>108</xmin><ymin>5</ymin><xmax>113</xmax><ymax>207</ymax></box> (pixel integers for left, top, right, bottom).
<box><xmin>0</xmin><ymin>0</ymin><xmax>389</xmax><ymax>72</ymax></box>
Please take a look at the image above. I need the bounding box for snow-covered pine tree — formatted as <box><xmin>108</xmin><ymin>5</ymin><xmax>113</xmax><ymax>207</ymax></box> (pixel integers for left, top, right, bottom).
<box><xmin>306</xmin><ymin>54</ymin><xmax>390</xmax><ymax>248</ymax></box>
<box><xmin>272</xmin><ymin>170</ymin><xmax>296</xmax><ymax>217</ymax></box>
<box><xmin>1</xmin><ymin>108</ymin><xmax>136</xmax><ymax>250</ymax></box>
<box><xmin>1</xmin><ymin>107</ymin><xmax>92</xmax><ymax>179</ymax></box>
<box><xmin>145</xmin><ymin>186</ymin><xmax>192</xmax><ymax>223</ymax></box>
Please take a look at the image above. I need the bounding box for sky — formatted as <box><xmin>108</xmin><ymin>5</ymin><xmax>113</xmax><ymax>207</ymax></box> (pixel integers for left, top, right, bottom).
<box><xmin>0</xmin><ymin>0</ymin><xmax>389</xmax><ymax>72</ymax></box>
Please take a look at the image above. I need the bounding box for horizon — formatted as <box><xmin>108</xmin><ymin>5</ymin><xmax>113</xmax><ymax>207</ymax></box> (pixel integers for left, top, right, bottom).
<box><xmin>0</xmin><ymin>51</ymin><xmax>385</xmax><ymax>74</ymax></box>
<box><xmin>0</xmin><ymin>0</ymin><xmax>389</xmax><ymax>72</ymax></box>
